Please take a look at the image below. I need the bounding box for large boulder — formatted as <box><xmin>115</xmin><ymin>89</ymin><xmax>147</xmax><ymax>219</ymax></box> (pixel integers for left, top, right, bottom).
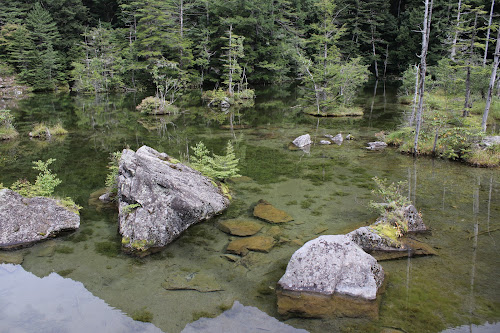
<box><xmin>292</xmin><ymin>134</ymin><xmax>312</xmax><ymax>148</ymax></box>
<box><xmin>0</xmin><ymin>189</ymin><xmax>80</xmax><ymax>250</ymax></box>
<box><xmin>117</xmin><ymin>146</ymin><xmax>230</xmax><ymax>255</ymax></box>
<box><xmin>277</xmin><ymin>235</ymin><xmax>384</xmax><ymax>318</ymax></box>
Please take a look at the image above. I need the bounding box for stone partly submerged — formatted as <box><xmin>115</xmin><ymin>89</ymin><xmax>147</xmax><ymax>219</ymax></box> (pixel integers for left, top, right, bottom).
<box><xmin>226</xmin><ymin>235</ymin><xmax>275</xmax><ymax>256</ymax></box>
<box><xmin>366</xmin><ymin>141</ymin><xmax>388</xmax><ymax>150</ymax></box>
<box><xmin>182</xmin><ymin>301</ymin><xmax>308</xmax><ymax>333</ymax></box>
<box><xmin>277</xmin><ymin>235</ymin><xmax>384</xmax><ymax>319</ymax></box>
<box><xmin>118</xmin><ymin>146</ymin><xmax>230</xmax><ymax>256</ymax></box>
<box><xmin>0</xmin><ymin>189</ymin><xmax>80</xmax><ymax>250</ymax></box>
<box><xmin>347</xmin><ymin>205</ymin><xmax>435</xmax><ymax>260</ymax></box>
<box><xmin>253</xmin><ymin>199</ymin><xmax>293</xmax><ymax>223</ymax></box>
<box><xmin>161</xmin><ymin>271</ymin><xmax>223</xmax><ymax>292</ymax></box>
<box><xmin>292</xmin><ymin>134</ymin><xmax>312</xmax><ymax>148</ymax></box>
<box><xmin>218</xmin><ymin>219</ymin><xmax>263</xmax><ymax>236</ymax></box>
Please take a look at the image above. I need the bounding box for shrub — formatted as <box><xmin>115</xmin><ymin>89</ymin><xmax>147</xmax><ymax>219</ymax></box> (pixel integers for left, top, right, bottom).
<box><xmin>190</xmin><ymin>141</ymin><xmax>240</xmax><ymax>181</ymax></box>
<box><xmin>136</xmin><ymin>96</ymin><xmax>161</xmax><ymax>114</ymax></box>
<box><xmin>9</xmin><ymin>158</ymin><xmax>81</xmax><ymax>213</ymax></box>
<box><xmin>202</xmin><ymin>89</ymin><xmax>229</xmax><ymax>107</ymax></box>
<box><xmin>30</xmin><ymin>122</ymin><xmax>68</xmax><ymax>138</ymax></box>
<box><xmin>105</xmin><ymin>151</ymin><xmax>122</xmax><ymax>194</ymax></box>
<box><xmin>0</xmin><ymin>109</ymin><xmax>18</xmax><ymax>140</ymax></box>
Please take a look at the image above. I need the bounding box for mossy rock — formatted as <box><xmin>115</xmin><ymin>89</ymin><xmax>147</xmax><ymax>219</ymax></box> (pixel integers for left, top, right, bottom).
<box><xmin>218</xmin><ymin>219</ymin><xmax>263</xmax><ymax>236</ymax></box>
<box><xmin>253</xmin><ymin>199</ymin><xmax>293</xmax><ymax>223</ymax></box>
<box><xmin>226</xmin><ymin>235</ymin><xmax>275</xmax><ymax>256</ymax></box>
<box><xmin>161</xmin><ymin>271</ymin><xmax>223</xmax><ymax>292</ymax></box>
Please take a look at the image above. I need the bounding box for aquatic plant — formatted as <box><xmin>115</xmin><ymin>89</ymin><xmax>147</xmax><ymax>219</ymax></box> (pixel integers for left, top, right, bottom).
<box><xmin>122</xmin><ymin>203</ymin><xmax>141</xmax><ymax>215</ymax></box>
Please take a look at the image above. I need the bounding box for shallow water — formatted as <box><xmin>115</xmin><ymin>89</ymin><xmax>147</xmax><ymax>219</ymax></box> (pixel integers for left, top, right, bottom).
<box><xmin>1</xmin><ymin>84</ymin><xmax>499</xmax><ymax>332</ymax></box>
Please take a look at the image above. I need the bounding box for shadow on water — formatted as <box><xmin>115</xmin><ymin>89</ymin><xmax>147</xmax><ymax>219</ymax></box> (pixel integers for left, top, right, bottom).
<box><xmin>1</xmin><ymin>84</ymin><xmax>499</xmax><ymax>332</ymax></box>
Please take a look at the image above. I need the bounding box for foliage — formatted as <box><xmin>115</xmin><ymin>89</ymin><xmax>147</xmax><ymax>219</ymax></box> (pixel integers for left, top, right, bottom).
<box><xmin>10</xmin><ymin>159</ymin><xmax>62</xmax><ymax>197</ymax></box>
<box><xmin>465</xmin><ymin>145</ymin><xmax>500</xmax><ymax>168</ymax></box>
<box><xmin>0</xmin><ymin>109</ymin><xmax>18</xmax><ymax>140</ymax></box>
<box><xmin>122</xmin><ymin>203</ymin><xmax>141</xmax><ymax>215</ymax></box>
<box><xmin>132</xmin><ymin>308</ymin><xmax>153</xmax><ymax>323</ymax></box>
<box><xmin>369</xmin><ymin>177</ymin><xmax>412</xmax><ymax>238</ymax></box>
<box><xmin>30</xmin><ymin>122</ymin><xmax>68</xmax><ymax>138</ymax></box>
<box><xmin>202</xmin><ymin>89</ymin><xmax>229</xmax><ymax>107</ymax></box>
<box><xmin>190</xmin><ymin>141</ymin><xmax>240</xmax><ymax>181</ymax></box>
<box><xmin>105</xmin><ymin>151</ymin><xmax>122</xmax><ymax>194</ymax></box>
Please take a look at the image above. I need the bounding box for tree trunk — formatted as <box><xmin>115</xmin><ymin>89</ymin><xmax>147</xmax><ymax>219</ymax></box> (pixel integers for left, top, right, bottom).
<box><xmin>482</xmin><ymin>28</ymin><xmax>500</xmax><ymax>132</ymax></box>
<box><xmin>463</xmin><ymin>12</ymin><xmax>478</xmax><ymax>117</ymax></box>
<box><xmin>409</xmin><ymin>64</ymin><xmax>420</xmax><ymax>127</ymax></box>
<box><xmin>450</xmin><ymin>0</ymin><xmax>462</xmax><ymax>61</ymax></box>
<box><xmin>228</xmin><ymin>24</ymin><xmax>233</xmax><ymax>96</ymax></box>
<box><xmin>383</xmin><ymin>43</ymin><xmax>389</xmax><ymax>78</ymax></box>
<box><xmin>371</xmin><ymin>25</ymin><xmax>379</xmax><ymax>78</ymax></box>
<box><xmin>483</xmin><ymin>0</ymin><xmax>495</xmax><ymax>66</ymax></box>
<box><xmin>413</xmin><ymin>0</ymin><xmax>433</xmax><ymax>156</ymax></box>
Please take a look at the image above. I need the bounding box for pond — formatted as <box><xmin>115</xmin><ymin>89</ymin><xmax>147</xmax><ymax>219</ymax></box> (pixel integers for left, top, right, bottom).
<box><xmin>0</xmin><ymin>84</ymin><xmax>499</xmax><ymax>332</ymax></box>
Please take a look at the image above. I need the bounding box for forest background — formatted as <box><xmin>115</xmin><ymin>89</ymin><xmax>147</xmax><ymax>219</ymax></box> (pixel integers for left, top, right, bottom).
<box><xmin>0</xmin><ymin>0</ymin><xmax>497</xmax><ymax>97</ymax></box>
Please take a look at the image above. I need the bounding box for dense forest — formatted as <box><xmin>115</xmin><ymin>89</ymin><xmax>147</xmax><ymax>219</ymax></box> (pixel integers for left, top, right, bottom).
<box><xmin>0</xmin><ymin>0</ymin><xmax>497</xmax><ymax>95</ymax></box>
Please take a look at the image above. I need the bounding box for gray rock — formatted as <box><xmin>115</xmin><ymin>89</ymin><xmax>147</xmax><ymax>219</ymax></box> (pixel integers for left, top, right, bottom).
<box><xmin>332</xmin><ymin>133</ymin><xmax>343</xmax><ymax>144</ymax></box>
<box><xmin>319</xmin><ymin>140</ymin><xmax>331</xmax><ymax>145</ymax></box>
<box><xmin>182</xmin><ymin>301</ymin><xmax>308</xmax><ymax>333</ymax></box>
<box><xmin>278</xmin><ymin>235</ymin><xmax>384</xmax><ymax>300</ymax></box>
<box><xmin>292</xmin><ymin>134</ymin><xmax>312</xmax><ymax>148</ymax></box>
<box><xmin>220</xmin><ymin>97</ymin><xmax>231</xmax><ymax>109</ymax></box>
<box><xmin>481</xmin><ymin>136</ymin><xmax>500</xmax><ymax>147</ymax></box>
<box><xmin>366</xmin><ymin>141</ymin><xmax>387</xmax><ymax>150</ymax></box>
<box><xmin>118</xmin><ymin>146</ymin><xmax>230</xmax><ymax>255</ymax></box>
<box><xmin>0</xmin><ymin>189</ymin><xmax>80</xmax><ymax>249</ymax></box>
<box><xmin>347</xmin><ymin>226</ymin><xmax>398</xmax><ymax>252</ymax></box>
<box><xmin>403</xmin><ymin>205</ymin><xmax>426</xmax><ymax>232</ymax></box>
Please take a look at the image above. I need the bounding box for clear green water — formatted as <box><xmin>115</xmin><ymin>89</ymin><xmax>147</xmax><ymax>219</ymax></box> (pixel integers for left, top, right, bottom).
<box><xmin>1</xmin><ymin>84</ymin><xmax>499</xmax><ymax>332</ymax></box>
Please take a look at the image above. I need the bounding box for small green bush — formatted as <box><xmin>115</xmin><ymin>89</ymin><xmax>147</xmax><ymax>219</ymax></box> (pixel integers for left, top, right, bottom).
<box><xmin>190</xmin><ymin>141</ymin><xmax>240</xmax><ymax>181</ymax></box>
<box><xmin>0</xmin><ymin>109</ymin><xmax>18</xmax><ymax>140</ymax></box>
<box><xmin>30</xmin><ymin>122</ymin><xmax>68</xmax><ymax>138</ymax></box>
<box><xmin>105</xmin><ymin>151</ymin><xmax>122</xmax><ymax>194</ymax></box>
<box><xmin>202</xmin><ymin>88</ymin><xmax>228</xmax><ymax>107</ymax></box>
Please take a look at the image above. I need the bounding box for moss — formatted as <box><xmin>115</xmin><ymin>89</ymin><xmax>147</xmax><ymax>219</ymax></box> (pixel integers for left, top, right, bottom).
<box><xmin>57</xmin><ymin>268</ymin><xmax>74</xmax><ymax>276</ymax></box>
<box><xmin>30</xmin><ymin>122</ymin><xmax>68</xmax><ymax>138</ymax></box>
<box><xmin>56</xmin><ymin>197</ymin><xmax>82</xmax><ymax>215</ymax></box>
<box><xmin>122</xmin><ymin>203</ymin><xmax>141</xmax><ymax>215</ymax></box>
<box><xmin>132</xmin><ymin>308</ymin><xmax>154</xmax><ymax>322</ymax></box>
<box><xmin>192</xmin><ymin>311</ymin><xmax>216</xmax><ymax>321</ymax></box>
<box><xmin>130</xmin><ymin>239</ymin><xmax>154</xmax><ymax>251</ymax></box>
<box><xmin>95</xmin><ymin>241</ymin><xmax>120</xmax><ymax>257</ymax></box>
<box><xmin>218</xmin><ymin>303</ymin><xmax>232</xmax><ymax>312</ymax></box>
<box><xmin>285</xmin><ymin>200</ymin><xmax>297</xmax><ymax>206</ymax></box>
<box><xmin>55</xmin><ymin>245</ymin><xmax>74</xmax><ymax>254</ymax></box>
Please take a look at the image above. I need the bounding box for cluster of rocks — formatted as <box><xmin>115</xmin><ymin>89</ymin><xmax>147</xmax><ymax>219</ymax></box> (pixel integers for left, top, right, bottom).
<box><xmin>292</xmin><ymin>133</ymin><xmax>354</xmax><ymax>148</ymax></box>
<box><xmin>220</xmin><ymin>199</ymin><xmax>293</xmax><ymax>256</ymax></box>
<box><xmin>276</xmin><ymin>204</ymin><xmax>433</xmax><ymax>318</ymax></box>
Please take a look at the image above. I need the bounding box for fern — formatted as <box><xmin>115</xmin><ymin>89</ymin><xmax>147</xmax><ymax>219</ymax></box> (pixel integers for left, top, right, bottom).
<box><xmin>190</xmin><ymin>141</ymin><xmax>240</xmax><ymax>181</ymax></box>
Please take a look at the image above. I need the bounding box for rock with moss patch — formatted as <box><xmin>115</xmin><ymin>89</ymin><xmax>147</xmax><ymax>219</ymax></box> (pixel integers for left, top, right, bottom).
<box><xmin>253</xmin><ymin>200</ymin><xmax>293</xmax><ymax>223</ymax></box>
<box><xmin>0</xmin><ymin>189</ymin><xmax>80</xmax><ymax>250</ymax></box>
<box><xmin>162</xmin><ymin>271</ymin><xmax>223</xmax><ymax>292</ymax></box>
<box><xmin>277</xmin><ymin>235</ymin><xmax>384</xmax><ymax>318</ymax></box>
<box><xmin>226</xmin><ymin>235</ymin><xmax>275</xmax><ymax>256</ymax></box>
<box><xmin>218</xmin><ymin>220</ymin><xmax>263</xmax><ymax>236</ymax></box>
<box><xmin>118</xmin><ymin>146</ymin><xmax>230</xmax><ymax>256</ymax></box>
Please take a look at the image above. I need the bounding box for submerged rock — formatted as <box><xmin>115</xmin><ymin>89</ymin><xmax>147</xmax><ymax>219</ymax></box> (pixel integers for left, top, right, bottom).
<box><xmin>0</xmin><ymin>189</ymin><xmax>80</xmax><ymax>250</ymax></box>
<box><xmin>0</xmin><ymin>251</ymin><xmax>24</xmax><ymax>264</ymax></box>
<box><xmin>292</xmin><ymin>134</ymin><xmax>312</xmax><ymax>148</ymax></box>
<box><xmin>118</xmin><ymin>146</ymin><xmax>230</xmax><ymax>256</ymax></box>
<box><xmin>161</xmin><ymin>271</ymin><xmax>222</xmax><ymax>292</ymax></box>
<box><xmin>253</xmin><ymin>199</ymin><xmax>293</xmax><ymax>223</ymax></box>
<box><xmin>226</xmin><ymin>235</ymin><xmax>275</xmax><ymax>256</ymax></box>
<box><xmin>277</xmin><ymin>235</ymin><xmax>384</xmax><ymax>318</ymax></box>
<box><xmin>366</xmin><ymin>141</ymin><xmax>388</xmax><ymax>150</ymax></box>
<box><xmin>218</xmin><ymin>219</ymin><xmax>263</xmax><ymax>236</ymax></box>
<box><xmin>319</xmin><ymin>140</ymin><xmax>331</xmax><ymax>145</ymax></box>
<box><xmin>182</xmin><ymin>301</ymin><xmax>308</xmax><ymax>333</ymax></box>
